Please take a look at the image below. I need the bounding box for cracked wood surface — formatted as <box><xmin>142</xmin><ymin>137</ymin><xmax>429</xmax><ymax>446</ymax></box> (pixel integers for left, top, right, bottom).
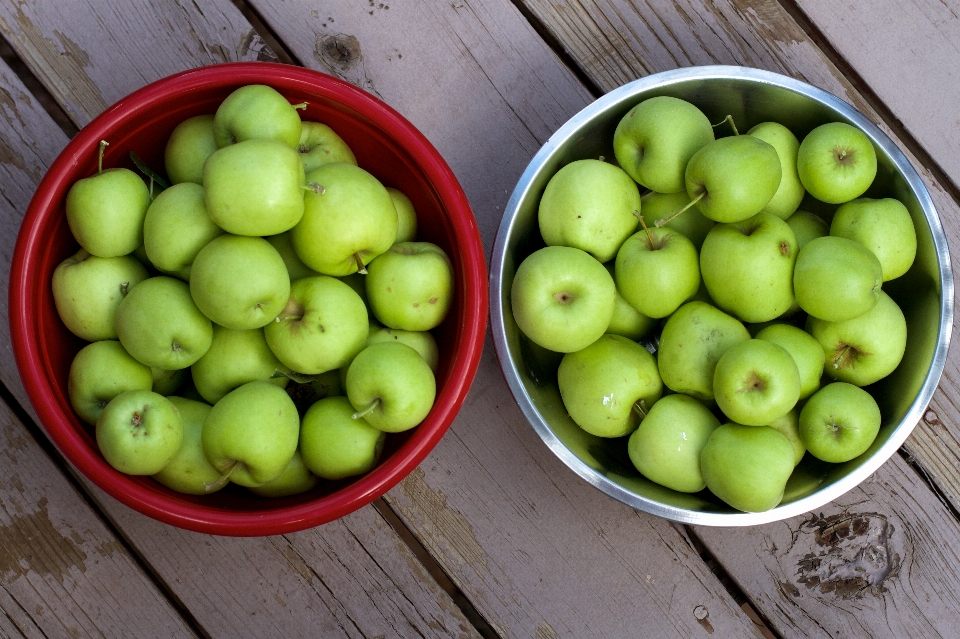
<box><xmin>696</xmin><ymin>453</ymin><xmax>960</xmax><ymax>638</ymax></box>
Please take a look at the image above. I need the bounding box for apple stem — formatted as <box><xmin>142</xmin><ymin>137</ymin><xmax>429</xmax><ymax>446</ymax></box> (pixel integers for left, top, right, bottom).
<box><xmin>292</xmin><ymin>101</ymin><xmax>308</xmax><ymax>111</ymax></box>
<box><xmin>97</xmin><ymin>140</ymin><xmax>109</xmax><ymax>174</ymax></box>
<box><xmin>354</xmin><ymin>252</ymin><xmax>367</xmax><ymax>275</ymax></box>
<box><xmin>655</xmin><ymin>191</ymin><xmax>706</xmax><ymax>228</ymax></box>
<box><xmin>598</xmin><ymin>155</ymin><xmax>606</xmax><ymax>162</ymax></box>
<box><xmin>632</xmin><ymin>399</ymin><xmax>648</xmax><ymax>419</ymax></box>
<box><xmin>203</xmin><ymin>461</ymin><xmax>239</xmax><ymax>493</ymax></box>
<box><xmin>302</xmin><ymin>181</ymin><xmax>325</xmax><ymax>194</ymax></box>
<box><xmin>832</xmin><ymin>344</ymin><xmax>854</xmax><ymax>370</ymax></box>
<box><xmin>712</xmin><ymin>115</ymin><xmax>739</xmax><ymax>136</ymax></box>
<box><xmin>352</xmin><ymin>398</ymin><xmax>381</xmax><ymax>420</ymax></box>
<box><xmin>633</xmin><ymin>210</ymin><xmax>657</xmax><ymax>248</ymax></box>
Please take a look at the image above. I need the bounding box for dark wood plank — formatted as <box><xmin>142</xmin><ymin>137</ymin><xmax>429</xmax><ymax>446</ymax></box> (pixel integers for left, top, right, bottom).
<box><xmin>248</xmin><ymin>1</ymin><xmax>765</xmax><ymax>636</ymax></box>
<box><xmin>0</xmin><ymin>8</ymin><xmax>482</xmax><ymax>636</ymax></box>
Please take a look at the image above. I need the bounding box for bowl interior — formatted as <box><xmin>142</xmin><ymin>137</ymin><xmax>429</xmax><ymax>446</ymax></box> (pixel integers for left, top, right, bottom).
<box><xmin>494</xmin><ymin>68</ymin><xmax>950</xmax><ymax>524</ymax></box>
<box><xmin>16</xmin><ymin>63</ymin><xmax>485</xmax><ymax>535</ymax></box>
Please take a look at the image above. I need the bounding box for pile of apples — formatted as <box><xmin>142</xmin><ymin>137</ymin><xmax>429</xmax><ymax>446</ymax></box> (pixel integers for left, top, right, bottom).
<box><xmin>511</xmin><ymin>95</ymin><xmax>916</xmax><ymax>512</ymax></box>
<box><xmin>53</xmin><ymin>84</ymin><xmax>455</xmax><ymax>498</ymax></box>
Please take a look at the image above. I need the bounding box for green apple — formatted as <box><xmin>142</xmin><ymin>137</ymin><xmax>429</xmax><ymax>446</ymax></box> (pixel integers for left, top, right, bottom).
<box><xmin>627</xmin><ymin>393</ymin><xmax>720</xmax><ymax>492</ymax></box>
<box><xmin>366</xmin><ymin>326</ymin><xmax>440</xmax><ymax>373</ymax></box>
<box><xmin>755</xmin><ymin>323</ymin><xmax>824</xmax><ymax>400</ymax></box>
<box><xmin>614</xmin><ymin>226</ymin><xmax>700</xmax><ymax>319</ymax></box>
<box><xmin>700</xmin><ymin>213</ymin><xmax>798</xmax><ymax>323</ymax></box>
<box><xmin>265</xmin><ymin>230</ymin><xmax>321</xmax><ymax>281</ymax></box>
<box><xmin>747</xmin><ymin>122</ymin><xmax>805</xmax><ymax>219</ymax></box>
<box><xmin>605</xmin><ymin>281</ymin><xmax>657</xmax><ymax>342</ymax></box>
<box><xmin>807</xmin><ymin>290</ymin><xmax>906</xmax><ymax>386</ymax></box>
<box><xmin>68</xmin><ymin>340</ymin><xmax>153</xmax><ymax>425</ymax></box>
<box><xmin>785</xmin><ymin>210</ymin><xmax>828</xmax><ymax>249</ymax></box>
<box><xmin>345</xmin><ymin>342</ymin><xmax>436</xmax><ymax>433</ymax></box>
<box><xmin>793</xmin><ymin>236</ymin><xmax>883</xmax><ymax>322</ymax></box>
<box><xmin>248</xmin><ymin>449</ymin><xmax>319</xmax><ymax>497</ymax></box>
<box><xmin>151</xmin><ymin>397</ymin><xmax>224</xmax><ymax>495</ymax></box>
<box><xmin>115</xmin><ymin>276</ymin><xmax>213</xmax><ymax>370</ymax></box>
<box><xmin>799</xmin><ymin>382</ymin><xmax>881</xmax><ymax>463</ymax></box>
<box><xmin>830</xmin><ymin>197</ymin><xmax>917</xmax><ymax>281</ymax></box>
<box><xmin>265</xmin><ymin>275</ymin><xmax>369</xmax><ymax>374</ymax></box>
<box><xmin>638</xmin><ymin>190</ymin><xmax>714</xmax><ymax>249</ymax></box>
<box><xmin>797</xmin><ymin>122</ymin><xmax>877</xmax><ymax>204</ymax></box>
<box><xmin>713</xmin><ymin>339</ymin><xmax>800</xmax><ymax>426</ymax></box>
<box><xmin>768</xmin><ymin>407</ymin><xmax>805</xmax><ymax>466</ymax></box>
<box><xmin>189</xmin><ymin>234</ymin><xmax>291</xmax><ymax>330</ymax></box>
<box><xmin>164</xmin><ymin>114</ymin><xmax>217</xmax><ymax>185</ymax></box>
<box><xmin>213</xmin><ymin>84</ymin><xmax>302</xmax><ymax>148</ymax></box>
<box><xmin>700</xmin><ymin>423</ymin><xmax>796</xmax><ymax>512</ymax></box>
<box><xmin>657</xmin><ymin>301</ymin><xmax>750</xmax><ymax>400</ymax></box>
<box><xmin>96</xmin><ymin>389</ymin><xmax>183</xmax><ymax>475</ymax></box>
<box><xmin>66</xmin><ymin>153</ymin><xmax>151</xmax><ymax>258</ymax></box>
<box><xmin>203</xmin><ymin>138</ymin><xmax>306</xmax><ymax>236</ymax></box>
<box><xmin>365</xmin><ymin>242</ymin><xmax>454</xmax><ymax>331</ymax></box>
<box><xmin>538</xmin><ymin>159</ymin><xmax>641</xmax><ymax>263</ymax></box>
<box><xmin>201</xmin><ymin>381</ymin><xmax>300</xmax><ymax>487</ymax></box>
<box><xmin>298</xmin><ymin>121</ymin><xmax>357</xmax><ymax>172</ymax></box>
<box><xmin>613</xmin><ymin>96</ymin><xmax>714</xmax><ymax>193</ymax></box>
<box><xmin>388</xmin><ymin>187</ymin><xmax>417</xmax><ymax>244</ymax></box>
<box><xmin>300</xmin><ymin>397</ymin><xmax>386</xmax><ymax>480</ymax></box>
<box><xmin>52</xmin><ymin>249</ymin><xmax>148</xmax><ymax>341</ymax></box>
<box><xmin>191</xmin><ymin>325</ymin><xmax>290</xmax><ymax>404</ymax></box>
<box><xmin>684</xmin><ymin>135</ymin><xmax>782</xmax><ymax>223</ymax></box>
<box><xmin>143</xmin><ymin>182</ymin><xmax>225</xmax><ymax>280</ymax></box>
<box><xmin>292</xmin><ymin>162</ymin><xmax>397</xmax><ymax>275</ymax></box>
<box><xmin>557</xmin><ymin>334</ymin><xmax>663</xmax><ymax>438</ymax></box>
<box><xmin>511</xmin><ymin>246</ymin><xmax>615</xmax><ymax>353</ymax></box>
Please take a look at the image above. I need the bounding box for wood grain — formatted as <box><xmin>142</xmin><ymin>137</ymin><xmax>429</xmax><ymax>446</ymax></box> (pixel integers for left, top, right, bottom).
<box><xmin>247</xmin><ymin>2</ymin><xmax>763</xmax><ymax>637</ymax></box>
<box><xmin>0</xmin><ymin>5</ymin><xmax>481</xmax><ymax>637</ymax></box>
<box><xmin>0</xmin><ymin>400</ymin><xmax>197</xmax><ymax>638</ymax></box>
<box><xmin>792</xmin><ymin>0</ymin><xmax>960</xmax><ymax>194</ymax></box>
<box><xmin>512</xmin><ymin>0</ymin><xmax>960</xmax><ymax>635</ymax></box>
<box><xmin>695</xmin><ymin>454</ymin><xmax>960</xmax><ymax>638</ymax></box>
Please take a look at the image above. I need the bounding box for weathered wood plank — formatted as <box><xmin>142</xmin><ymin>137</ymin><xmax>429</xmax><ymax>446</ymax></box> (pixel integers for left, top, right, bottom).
<box><xmin>0</xmin><ymin>400</ymin><xmax>197</xmax><ymax>637</ymax></box>
<box><xmin>0</xmin><ymin>59</ymin><xmax>199</xmax><ymax>639</ymax></box>
<box><xmin>695</xmin><ymin>454</ymin><xmax>960</xmax><ymax>638</ymax></box>
<box><xmin>249</xmin><ymin>2</ymin><xmax>763</xmax><ymax>637</ymax></box>
<box><xmin>0</xmin><ymin>11</ymin><xmax>482</xmax><ymax>637</ymax></box>
<box><xmin>512</xmin><ymin>0</ymin><xmax>960</xmax><ymax>635</ymax></box>
<box><xmin>793</xmin><ymin>0</ymin><xmax>960</xmax><ymax>194</ymax></box>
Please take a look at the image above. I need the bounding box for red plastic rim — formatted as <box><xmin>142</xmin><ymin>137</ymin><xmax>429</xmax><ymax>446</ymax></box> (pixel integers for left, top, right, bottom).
<box><xmin>9</xmin><ymin>62</ymin><xmax>488</xmax><ymax>536</ymax></box>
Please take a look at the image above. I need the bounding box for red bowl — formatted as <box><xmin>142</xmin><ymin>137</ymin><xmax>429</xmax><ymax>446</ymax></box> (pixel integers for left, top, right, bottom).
<box><xmin>10</xmin><ymin>62</ymin><xmax>487</xmax><ymax>536</ymax></box>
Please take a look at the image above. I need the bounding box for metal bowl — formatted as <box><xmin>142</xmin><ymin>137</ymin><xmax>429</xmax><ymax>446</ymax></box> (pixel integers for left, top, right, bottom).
<box><xmin>490</xmin><ymin>66</ymin><xmax>954</xmax><ymax>525</ymax></box>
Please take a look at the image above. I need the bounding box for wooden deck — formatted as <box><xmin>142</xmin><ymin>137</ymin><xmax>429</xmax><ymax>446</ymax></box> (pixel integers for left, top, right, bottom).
<box><xmin>0</xmin><ymin>1</ymin><xmax>958</xmax><ymax>637</ymax></box>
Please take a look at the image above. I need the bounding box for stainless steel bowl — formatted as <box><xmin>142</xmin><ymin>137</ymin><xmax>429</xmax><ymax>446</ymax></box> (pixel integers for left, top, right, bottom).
<box><xmin>490</xmin><ymin>66</ymin><xmax>954</xmax><ymax>526</ymax></box>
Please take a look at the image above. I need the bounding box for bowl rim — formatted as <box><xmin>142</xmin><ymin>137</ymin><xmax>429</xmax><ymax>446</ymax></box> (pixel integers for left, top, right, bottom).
<box><xmin>490</xmin><ymin>64</ymin><xmax>955</xmax><ymax>526</ymax></box>
<box><xmin>10</xmin><ymin>61</ymin><xmax>489</xmax><ymax>536</ymax></box>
